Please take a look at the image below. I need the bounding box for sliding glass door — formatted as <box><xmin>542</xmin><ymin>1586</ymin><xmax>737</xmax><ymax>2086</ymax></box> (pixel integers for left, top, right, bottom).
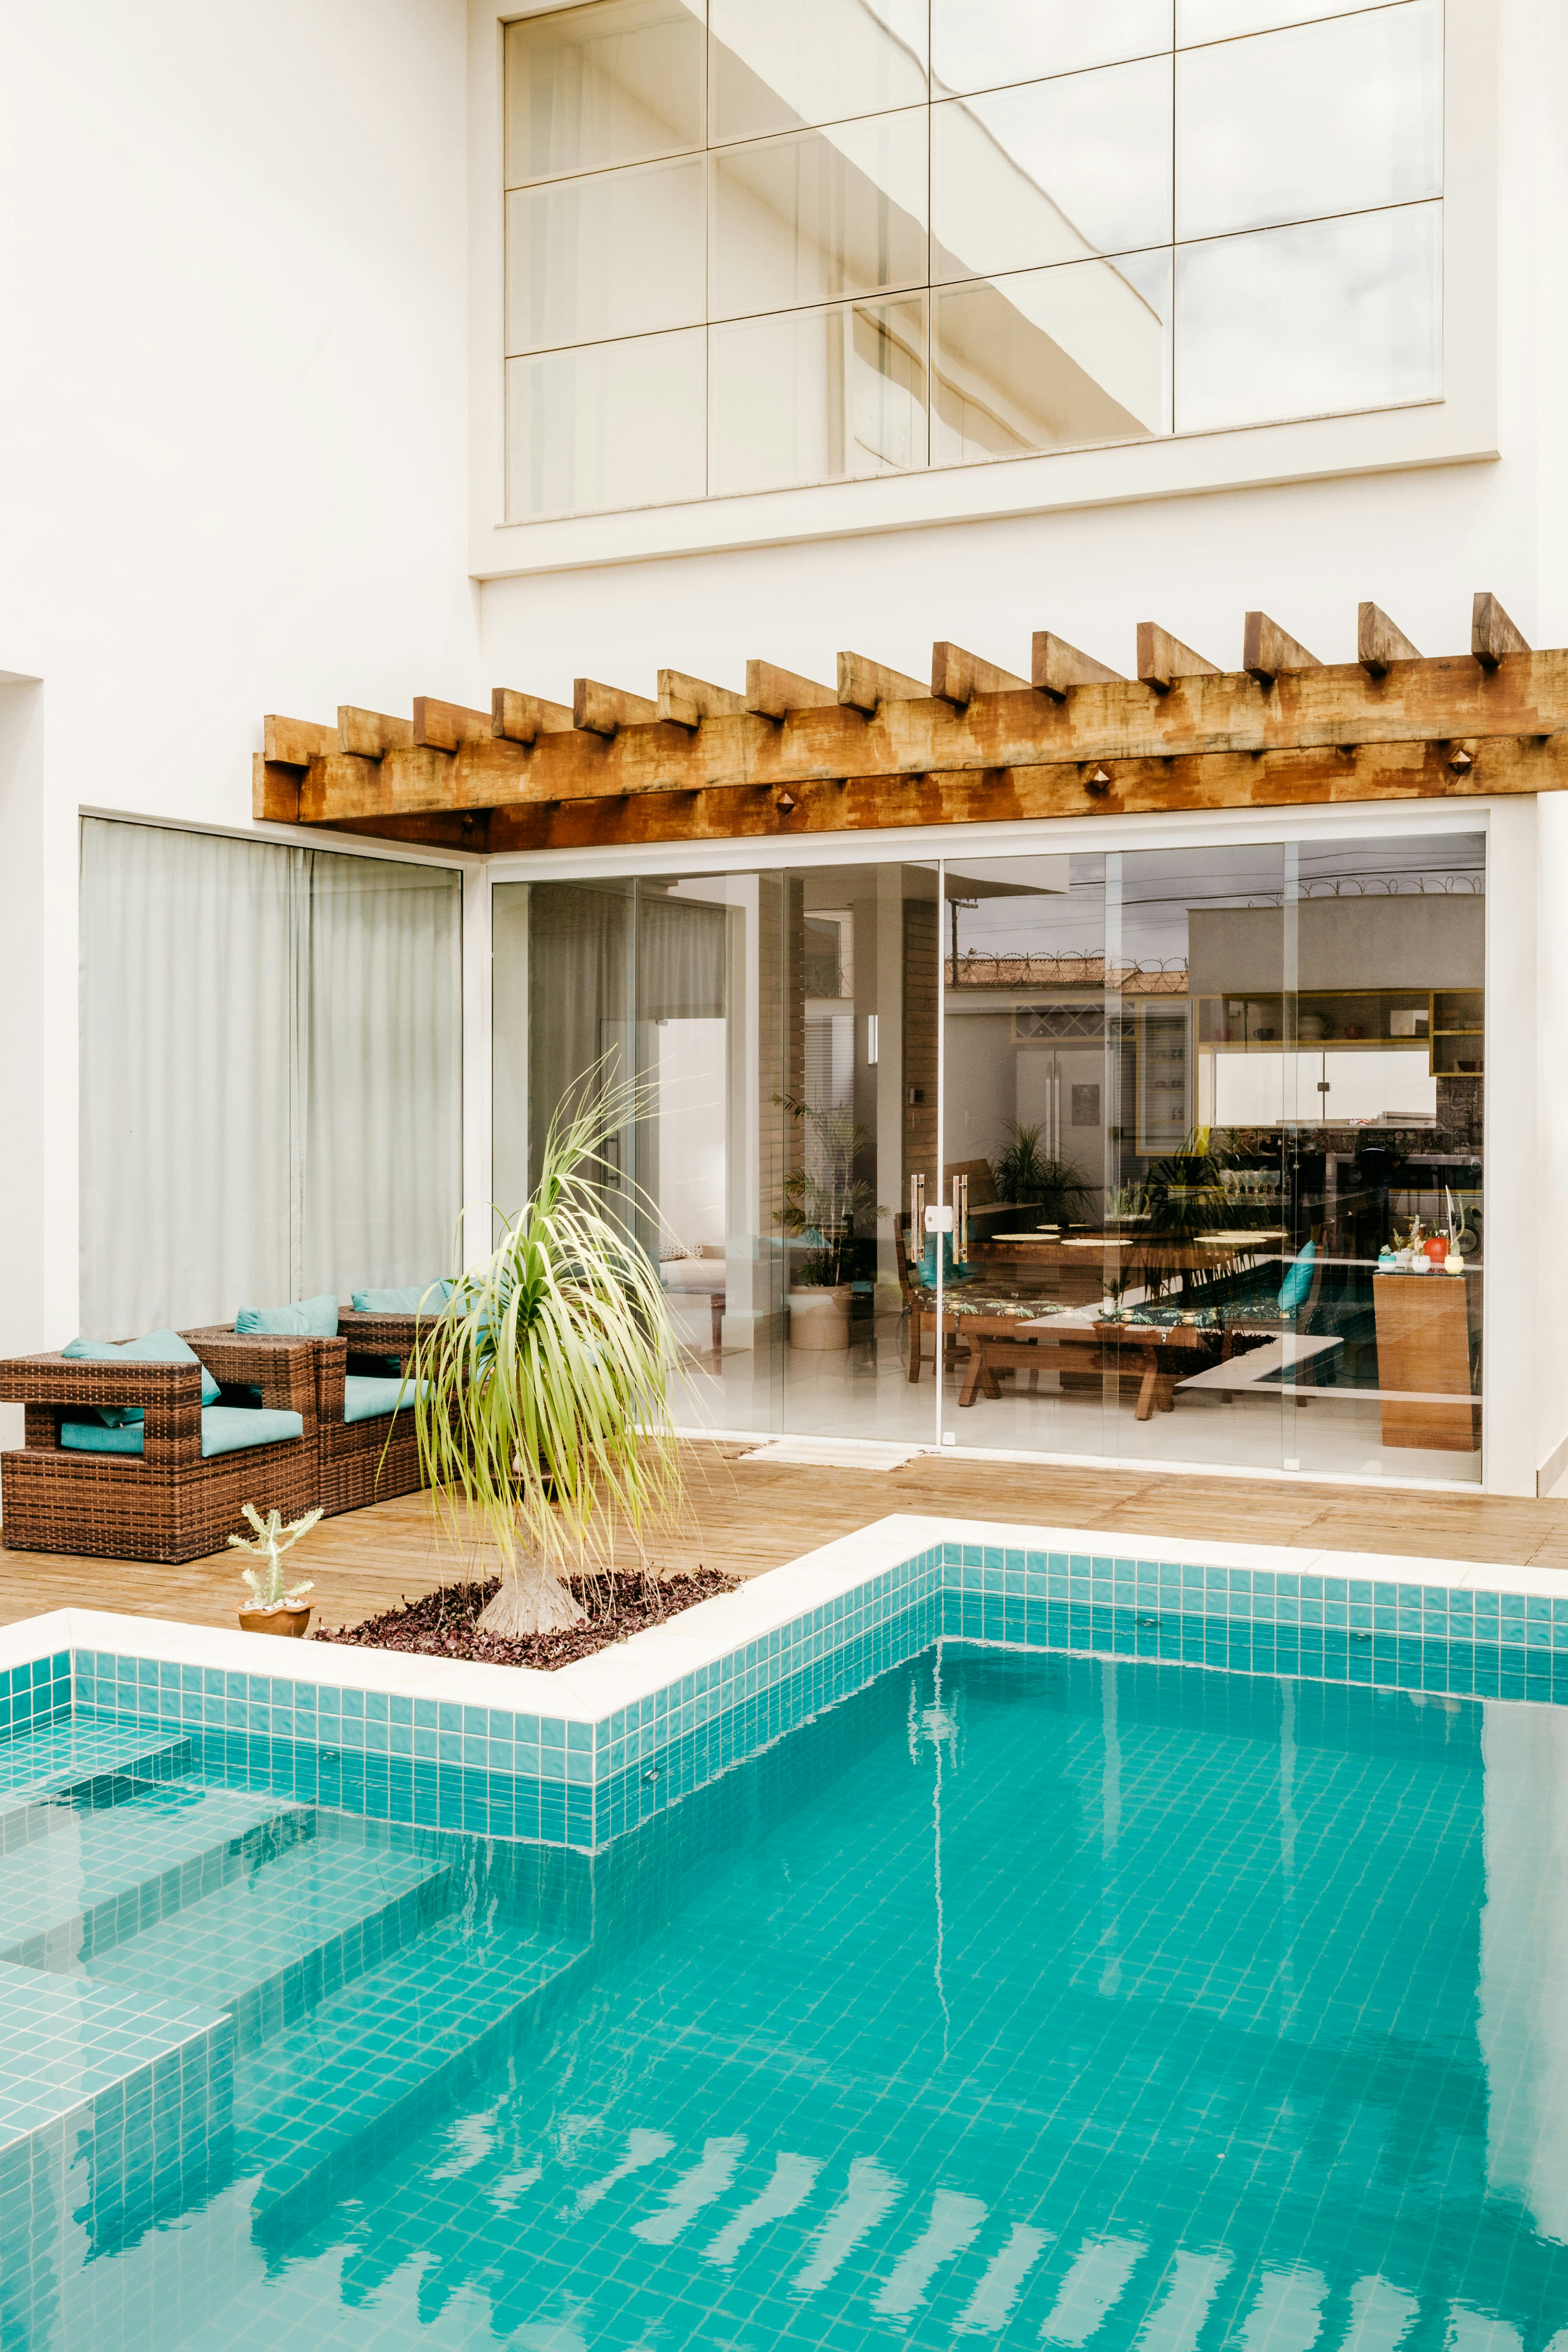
<box><xmin>939</xmin><ymin>834</ymin><xmax>1485</xmax><ymax>1482</ymax></box>
<box><xmin>497</xmin><ymin>824</ymin><xmax>1484</xmax><ymax>1483</ymax></box>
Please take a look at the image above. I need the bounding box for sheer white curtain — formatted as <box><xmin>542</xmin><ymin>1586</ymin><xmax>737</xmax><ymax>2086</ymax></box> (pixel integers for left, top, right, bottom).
<box><xmin>300</xmin><ymin>854</ymin><xmax>462</xmax><ymax>1296</ymax></box>
<box><xmin>79</xmin><ymin>820</ymin><xmax>461</xmax><ymax>1335</ymax></box>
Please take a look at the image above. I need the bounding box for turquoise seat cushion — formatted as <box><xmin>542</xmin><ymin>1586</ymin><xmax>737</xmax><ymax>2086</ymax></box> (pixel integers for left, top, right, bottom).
<box><xmin>1277</xmin><ymin>1240</ymin><xmax>1317</xmax><ymax>1314</ymax></box>
<box><xmin>350</xmin><ymin>1281</ymin><xmax>453</xmax><ymax>1315</ymax></box>
<box><xmin>343</xmin><ymin>1375</ymin><xmax>426</xmax><ymax>1424</ymax></box>
<box><xmin>236</xmin><ymin>1292</ymin><xmax>339</xmax><ymax>1337</ymax></box>
<box><xmin>61</xmin><ymin>1407</ymin><xmax>304</xmax><ymax>1458</ymax></box>
<box><xmin>62</xmin><ymin>1329</ymin><xmax>221</xmax><ymax>1428</ymax></box>
<box><xmin>59</xmin><ymin>1419</ymin><xmax>146</xmax><ymax>1455</ymax></box>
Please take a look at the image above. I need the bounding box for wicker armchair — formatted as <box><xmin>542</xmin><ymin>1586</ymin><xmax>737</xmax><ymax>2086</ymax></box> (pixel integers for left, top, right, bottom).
<box><xmin>185</xmin><ymin>1323</ymin><xmax>430</xmax><ymax>1519</ymax></box>
<box><xmin>0</xmin><ymin>1337</ymin><xmax>319</xmax><ymax>1565</ymax></box>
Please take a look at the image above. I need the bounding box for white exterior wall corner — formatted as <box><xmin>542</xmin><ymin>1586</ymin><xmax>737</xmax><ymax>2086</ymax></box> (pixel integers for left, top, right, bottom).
<box><xmin>0</xmin><ymin>0</ymin><xmax>480</xmax><ymax>1380</ymax></box>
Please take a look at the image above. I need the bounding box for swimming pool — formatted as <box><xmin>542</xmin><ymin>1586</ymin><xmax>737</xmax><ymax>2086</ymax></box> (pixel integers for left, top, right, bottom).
<box><xmin>6</xmin><ymin>1524</ymin><xmax>1568</xmax><ymax>2350</ymax></box>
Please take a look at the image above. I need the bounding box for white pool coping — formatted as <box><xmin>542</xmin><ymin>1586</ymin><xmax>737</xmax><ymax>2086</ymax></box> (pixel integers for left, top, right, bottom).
<box><xmin>3</xmin><ymin>1517</ymin><xmax>1563</xmax><ymax>1727</ymax></box>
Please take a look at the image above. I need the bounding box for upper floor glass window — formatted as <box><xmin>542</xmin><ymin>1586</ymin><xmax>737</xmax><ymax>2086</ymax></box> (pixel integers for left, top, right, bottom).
<box><xmin>503</xmin><ymin>0</ymin><xmax>1443</xmax><ymax>521</ymax></box>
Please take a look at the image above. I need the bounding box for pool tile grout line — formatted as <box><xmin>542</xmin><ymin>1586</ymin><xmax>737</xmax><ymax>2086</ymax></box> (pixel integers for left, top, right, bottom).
<box><xmin>6</xmin><ymin>1519</ymin><xmax>1568</xmax><ymax>1846</ymax></box>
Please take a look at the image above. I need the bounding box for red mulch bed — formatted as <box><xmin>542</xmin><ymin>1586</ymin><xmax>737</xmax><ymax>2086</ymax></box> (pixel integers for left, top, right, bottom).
<box><xmin>311</xmin><ymin>1567</ymin><xmax>739</xmax><ymax>1671</ymax></box>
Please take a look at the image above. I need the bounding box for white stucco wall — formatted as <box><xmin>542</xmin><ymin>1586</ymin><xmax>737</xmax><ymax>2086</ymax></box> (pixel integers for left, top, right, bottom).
<box><xmin>0</xmin><ymin>0</ymin><xmax>481</xmax><ymax>1425</ymax></box>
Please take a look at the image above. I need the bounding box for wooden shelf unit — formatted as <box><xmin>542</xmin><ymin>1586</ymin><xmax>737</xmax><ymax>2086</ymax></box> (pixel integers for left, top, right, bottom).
<box><xmin>1196</xmin><ymin>987</ymin><xmax>1482</xmax><ymax>1077</ymax></box>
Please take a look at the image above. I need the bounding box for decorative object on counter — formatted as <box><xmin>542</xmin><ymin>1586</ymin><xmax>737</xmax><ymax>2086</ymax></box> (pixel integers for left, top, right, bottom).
<box><xmin>230</xmin><ymin>1500</ymin><xmax>322</xmax><ymax>1636</ymax></box>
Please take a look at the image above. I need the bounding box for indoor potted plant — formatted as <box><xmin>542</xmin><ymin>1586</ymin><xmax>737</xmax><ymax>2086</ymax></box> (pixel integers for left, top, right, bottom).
<box><xmin>413</xmin><ymin>1082</ymin><xmax>684</xmax><ymax>1637</ymax></box>
<box><xmin>776</xmin><ymin>1096</ymin><xmax>887</xmax><ymax>1351</ymax></box>
<box><xmin>990</xmin><ymin>1122</ymin><xmax>1092</xmax><ymax>1227</ymax></box>
<box><xmin>229</xmin><ymin>1502</ymin><xmax>323</xmax><ymax>1636</ymax></box>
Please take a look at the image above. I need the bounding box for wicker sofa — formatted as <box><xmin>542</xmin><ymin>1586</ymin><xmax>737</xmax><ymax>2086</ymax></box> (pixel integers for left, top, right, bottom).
<box><xmin>0</xmin><ymin>1335</ymin><xmax>319</xmax><ymax>1565</ymax></box>
<box><xmin>186</xmin><ymin>1317</ymin><xmax>434</xmax><ymax>1519</ymax></box>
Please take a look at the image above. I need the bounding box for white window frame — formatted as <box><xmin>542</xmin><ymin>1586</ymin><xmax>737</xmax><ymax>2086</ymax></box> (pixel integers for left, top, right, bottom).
<box><xmin>468</xmin><ymin>0</ymin><xmax>1491</xmax><ymax>580</ymax></box>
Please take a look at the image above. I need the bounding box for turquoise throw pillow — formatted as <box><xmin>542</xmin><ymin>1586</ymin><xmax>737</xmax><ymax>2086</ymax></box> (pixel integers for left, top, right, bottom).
<box><xmin>350</xmin><ymin>1280</ymin><xmax>453</xmax><ymax>1314</ymax></box>
<box><xmin>63</xmin><ymin>1329</ymin><xmax>220</xmax><ymax>1428</ymax></box>
<box><xmin>236</xmin><ymin>1292</ymin><xmax>339</xmax><ymax>1337</ymax></box>
<box><xmin>1276</xmin><ymin>1240</ymin><xmax>1317</xmax><ymax>1314</ymax></box>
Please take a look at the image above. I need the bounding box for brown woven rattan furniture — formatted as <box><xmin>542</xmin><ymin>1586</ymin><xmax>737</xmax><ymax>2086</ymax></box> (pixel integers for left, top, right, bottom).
<box><xmin>186</xmin><ymin>1323</ymin><xmax>430</xmax><ymax>1519</ymax></box>
<box><xmin>0</xmin><ymin>1336</ymin><xmax>319</xmax><ymax>1565</ymax></box>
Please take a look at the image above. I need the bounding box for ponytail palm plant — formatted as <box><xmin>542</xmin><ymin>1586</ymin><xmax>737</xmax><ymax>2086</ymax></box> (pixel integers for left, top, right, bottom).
<box><xmin>413</xmin><ymin>1088</ymin><xmax>684</xmax><ymax>1639</ymax></box>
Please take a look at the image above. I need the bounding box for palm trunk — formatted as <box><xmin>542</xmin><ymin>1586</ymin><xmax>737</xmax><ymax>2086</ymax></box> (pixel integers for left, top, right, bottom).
<box><xmin>477</xmin><ymin>1558</ymin><xmax>587</xmax><ymax>1637</ymax></box>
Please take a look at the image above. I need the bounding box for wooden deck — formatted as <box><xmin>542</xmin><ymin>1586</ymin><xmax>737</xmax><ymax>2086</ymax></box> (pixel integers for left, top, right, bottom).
<box><xmin>4</xmin><ymin>1444</ymin><xmax>1568</xmax><ymax>1636</ymax></box>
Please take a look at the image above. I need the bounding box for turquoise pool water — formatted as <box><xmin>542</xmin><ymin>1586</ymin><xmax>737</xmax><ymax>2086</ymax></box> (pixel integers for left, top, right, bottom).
<box><xmin>7</xmin><ymin>1646</ymin><xmax>1568</xmax><ymax>2351</ymax></box>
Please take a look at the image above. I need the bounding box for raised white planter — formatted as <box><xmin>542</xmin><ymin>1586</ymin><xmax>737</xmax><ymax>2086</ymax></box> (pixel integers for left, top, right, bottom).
<box><xmin>787</xmin><ymin>1283</ymin><xmax>852</xmax><ymax>1350</ymax></box>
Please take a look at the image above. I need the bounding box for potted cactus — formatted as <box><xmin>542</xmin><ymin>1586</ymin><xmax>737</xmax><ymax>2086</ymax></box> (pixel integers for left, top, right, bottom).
<box><xmin>229</xmin><ymin>1502</ymin><xmax>323</xmax><ymax>1636</ymax></box>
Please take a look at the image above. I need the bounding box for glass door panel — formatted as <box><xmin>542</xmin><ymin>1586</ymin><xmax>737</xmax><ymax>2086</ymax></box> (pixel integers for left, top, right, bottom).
<box><xmin>779</xmin><ymin>860</ymin><xmax>940</xmax><ymax>1442</ymax></box>
<box><xmin>939</xmin><ymin>832</ymin><xmax>1484</xmax><ymax>1482</ymax></box>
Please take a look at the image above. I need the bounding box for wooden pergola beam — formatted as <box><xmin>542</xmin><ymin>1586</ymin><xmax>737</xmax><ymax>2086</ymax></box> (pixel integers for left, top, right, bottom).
<box><xmin>254</xmin><ymin>615</ymin><xmax>1568</xmax><ymax>846</ymax></box>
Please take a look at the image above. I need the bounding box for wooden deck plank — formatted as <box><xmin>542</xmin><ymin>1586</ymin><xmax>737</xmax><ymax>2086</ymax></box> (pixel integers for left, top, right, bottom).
<box><xmin>3</xmin><ymin>1448</ymin><xmax>1566</xmax><ymax>1640</ymax></box>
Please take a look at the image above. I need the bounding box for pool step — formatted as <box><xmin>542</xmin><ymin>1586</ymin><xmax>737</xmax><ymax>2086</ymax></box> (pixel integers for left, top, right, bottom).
<box><xmin>239</xmin><ymin>1920</ymin><xmax>592</xmax><ymax>2230</ymax></box>
<box><xmin>79</xmin><ymin>1819</ymin><xmax>452</xmax><ymax>2050</ymax></box>
<box><xmin>0</xmin><ymin>1718</ymin><xmax>194</xmax><ymax>1856</ymax></box>
<box><xmin>0</xmin><ymin>1779</ymin><xmax>314</xmax><ymax>1971</ymax></box>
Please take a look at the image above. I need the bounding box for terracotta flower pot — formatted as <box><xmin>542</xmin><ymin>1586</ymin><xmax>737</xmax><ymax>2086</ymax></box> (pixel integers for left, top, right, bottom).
<box><xmin>237</xmin><ymin>1603</ymin><xmax>313</xmax><ymax>1638</ymax></box>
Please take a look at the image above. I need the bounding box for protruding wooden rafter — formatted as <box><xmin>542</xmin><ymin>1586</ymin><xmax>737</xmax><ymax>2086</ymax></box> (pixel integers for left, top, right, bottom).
<box><xmin>1358</xmin><ymin>602</ymin><xmax>1421</xmax><ymax>677</ymax></box>
<box><xmin>745</xmin><ymin>660</ymin><xmax>836</xmax><ymax>719</ymax></box>
<box><xmin>931</xmin><ymin>643</ymin><xmax>1029</xmax><ymax>706</ymax></box>
<box><xmin>573</xmin><ymin>679</ymin><xmax>658</xmax><ymax>737</ymax></box>
<box><xmin>338</xmin><ymin>706</ymin><xmax>413</xmax><ymax>759</ymax></box>
<box><xmin>413</xmin><ymin>697</ymin><xmax>492</xmax><ymax>751</ymax></box>
<box><xmin>1242</xmin><ymin>612</ymin><xmax>1321</xmax><ymax>687</ymax></box>
<box><xmin>1473</xmin><ymin>592</ymin><xmax>1530</xmax><ymax>671</ymax></box>
<box><xmin>1137</xmin><ymin>623</ymin><xmax>1220</xmax><ymax>693</ymax></box>
<box><xmin>1032</xmin><ymin>631</ymin><xmax>1124</xmax><ymax>701</ymax></box>
<box><xmin>657</xmin><ymin>670</ymin><xmax>747</xmax><ymax>729</ymax></box>
<box><xmin>837</xmin><ymin>651</ymin><xmax>929</xmax><ymax>715</ymax></box>
<box><xmin>254</xmin><ymin>602</ymin><xmax>1568</xmax><ymax>846</ymax></box>
<box><xmin>492</xmin><ymin>688</ymin><xmax>574</xmax><ymax>744</ymax></box>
